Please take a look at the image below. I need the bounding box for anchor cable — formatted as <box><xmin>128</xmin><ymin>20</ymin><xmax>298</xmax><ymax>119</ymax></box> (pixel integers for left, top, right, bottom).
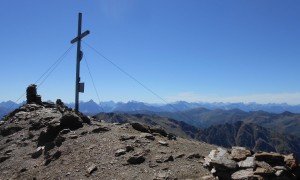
<box><xmin>82</xmin><ymin>41</ymin><xmax>196</xmax><ymax>123</ymax></box>
<box><xmin>6</xmin><ymin>45</ymin><xmax>74</xmax><ymax>114</ymax></box>
<box><xmin>82</xmin><ymin>41</ymin><xmax>169</xmax><ymax>105</ymax></box>
<box><xmin>82</xmin><ymin>53</ymin><xmax>105</xmax><ymax>112</ymax></box>
<box><xmin>37</xmin><ymin>44</ymin><xmax>74</xmax><ymax>88</ymax></box>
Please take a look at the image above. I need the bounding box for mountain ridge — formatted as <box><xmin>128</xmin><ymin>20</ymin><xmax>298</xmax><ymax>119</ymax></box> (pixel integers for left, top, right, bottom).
<box><xmin>3</xmin><ymin>100</ymin><xmax>300</xmax><ymax>117</ymax></box>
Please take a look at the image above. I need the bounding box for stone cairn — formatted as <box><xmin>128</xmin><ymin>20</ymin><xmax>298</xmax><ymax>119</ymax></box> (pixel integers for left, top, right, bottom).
<box><xmin>204</xmin><ymin>146</ymin><xmax>300</xmax><ymax>180</ymax></box>
<box><xmin>26</xmin><ymin>84</ymin><xmax>42</xmax><ymax>105</ymax></box>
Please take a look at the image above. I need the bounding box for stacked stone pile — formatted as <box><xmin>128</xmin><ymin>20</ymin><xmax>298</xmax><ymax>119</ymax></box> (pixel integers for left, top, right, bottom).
<box><xmin>204</xmin><ymin>146</ymin><xmax>300</xmax><ymax>180</ymax></box>
<box><xmin>26</xmin><ymin>84</ymin><xmax>42</xmax><ymax>105</ymax></box>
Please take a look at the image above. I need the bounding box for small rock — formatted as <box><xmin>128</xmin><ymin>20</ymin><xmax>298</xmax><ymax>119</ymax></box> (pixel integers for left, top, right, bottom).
<box><xmin>201</xmin><ymin>175</ymin><xmax>216</xmax><ymax>180</ymax></box>
<box><xmin>113</xmin><ymin>122</ymin><xmax>122</xmax><ymax>125</ymax></box>
<box><xmin>140</xmin><ymin>133</ymin><xmax>155</xmax><ymax>140</ymax></box>
<box><xmin>131</xmin><ymin>122</ymin><xmax>149</xmax><ymax>133</ymax></box>
<box><xmin>5</xmin><ymin>149</ymin><xmax>13</xmax><ymax>155</ymax></box>
<box><xmin>165</xmin><ymin>155</ymin><xmax>174</xmax><ymax>162</ymax></box>
<box><xmin>127</xmin><ymin>155</ymin><xmax>145</xmax><ymax>164</ymax></box>
<box><xmin>60</xmin><ymin>129</ymin><xmax>71</xmax><ymax>134</ymax></box>
<box><xmin>158</xmin><ymin>141</ymin><xmax>168</xmax><ymax>146</ymax></box>
<box><xmin>126</xmin><ymin>145</ymin><xmax>134</xmax><ymax>152</ymax></box>
<box><xmin>175</xmin><ymin>153</ymin><xmax>185</xmax><ymax>159</ymax></box>
<box><xmin>119</xmin><ymin>135</ymin><xmax>135</xmax><ymax>141</ymax></box>
<box><xmin>31</xmin><ymin>146</ymin><xmax>44</xmax><ymax>159</ymax></box>
<box><xmin>0</xmin><ymin>156</ymin><xmax>10</xmax><ymax>163</ymax></box>
<box><xmin>69</xmin><ymin>134</ymin><xmax>78</xmax><ymax>139</ymax></box>
<box><xmin>155</xmin><ymin>155</ymin><xmax>174</xmax><ymax>163</ymax></box>
<box><xmin>80</xmin><ymin>131</ymin><xmax>88</xmax><ymax>135</ymax></box>
<box><xmin>187</xmin><ymin>153</ymin><xmax>201</xmax><ymax>159</ymax></box>
<box><xmin>20</xmin><ymin>168</ymin><xmax>28</xmax><ymax>173</ymax></box>
<box><xmin>87</xmin><ymin>164</ymin><xmax>97</xmax><ymax>174</ymax></box>
<box><xmin>92</xmin><ymin>126</ymin><xmax>110</xmax><ymax>133</ymax></box>
<box><xmin>149</xmin><ymin>162</ymin><xmax>158</xmax><ymax>168</ymax></box>
<box><xmin>115</xmin><ymin>149</ymin><xmax>126</xmax><ymax>157</ymax></box>
<box><xmin>154</xmin><ymin>171</ymin><xmax>169</xmax><ymax>180</ymax></box>
<box><xmin>275</xmin><ymin>170</ymin><xmax>284</xmax><ymax>176</ymax></box>
<box><xmin>284</xmin><ymin>153</ymin><xmax>298</xmax><ymax>170</ymax></box>
<box><xmin>211</xmin><ymin>168</ymin><xmax>216</xmax><ymax>174</ymax></box>
<box><xmin>86</xmin><ymin>144</ymin><xmax>97</xmax><ymax>150</ymax></box>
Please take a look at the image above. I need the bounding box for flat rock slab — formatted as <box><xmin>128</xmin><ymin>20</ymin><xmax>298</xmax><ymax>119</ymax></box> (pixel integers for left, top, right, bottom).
<box><xmin>255</xmin><ymin>152</ymin><xmax>284</xmax><ymax>166</ymax></box>
<box><xmin>256</xmin><ymin>161</ymin><xmax>274</xmax><ymax>172</ymax></box>
<box><xmin>231</xmin><ymin>146</ymin><xmax>252</xmax><ymax>161</ymax></box>
<box><xmin>231</xmin><ymin>169</ymin><xmax>255</xmax><ymax>180</ymax></box>
<box><xmin>238</xmin><ymin>156</ymin><xmax>255</xmax><ymax>168</ymax></box>
<box><xmin>205</xmin><ymin>148</ymin><xmax>237</xmax><ymax>170</ymax></box>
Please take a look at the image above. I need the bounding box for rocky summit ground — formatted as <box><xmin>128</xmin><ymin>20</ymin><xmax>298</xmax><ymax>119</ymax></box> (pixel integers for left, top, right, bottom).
<box><xmin>0</xmin><ymin>102</ymin><xmax>217</xmax><ymax>180</ymax></box>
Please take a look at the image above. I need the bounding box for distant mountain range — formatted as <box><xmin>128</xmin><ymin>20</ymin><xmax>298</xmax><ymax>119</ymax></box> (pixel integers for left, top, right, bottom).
<box><xmin>2</xmin><ymin>99</ymin><xmax>300</xmax><ymax>116</ymax></box>
<box><xmin>60</xmin><ymin>100</ymin><xmax>300</xmax><ymax>114</ymax></box>
<box><xmin>71</xmin><ymin>100</ymin><xmax>300</xmax><ymax>114</ymax></box>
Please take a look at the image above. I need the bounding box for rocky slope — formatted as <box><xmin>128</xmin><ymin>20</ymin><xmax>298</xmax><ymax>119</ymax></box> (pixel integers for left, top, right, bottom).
<box><xmin>0</xmin><ymin>102</ymin><xmax>217</xmax><ymax>180</ymax></box>
<box><xmin>96</xmin><ymin>112</ymin><xmax>300</xmax><ymax>160</ymax></box>
<box><xmin>96</xmin><ymin>112</ymin><xmax>199</xmax><ymax>139</ymax></box>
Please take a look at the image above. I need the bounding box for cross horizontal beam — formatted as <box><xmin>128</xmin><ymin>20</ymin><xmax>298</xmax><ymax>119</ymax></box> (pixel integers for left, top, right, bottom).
<box><xmin>71</xmin><ymin>30</ymin><xmax>90</xmax><ymax>44</ymax></box>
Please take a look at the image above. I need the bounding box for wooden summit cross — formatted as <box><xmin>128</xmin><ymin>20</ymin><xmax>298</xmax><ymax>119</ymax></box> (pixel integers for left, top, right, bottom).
<box><xmin>71</xmin><ymin>13</ymin><xmax>90</xmax><ymax>113</ymax></box>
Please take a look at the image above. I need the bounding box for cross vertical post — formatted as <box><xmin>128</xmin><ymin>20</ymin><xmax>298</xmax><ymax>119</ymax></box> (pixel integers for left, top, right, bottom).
<box><xmin>71</xmin><ymin>12</ymin><xmax>90</xmax><ymax>113</ymax></box>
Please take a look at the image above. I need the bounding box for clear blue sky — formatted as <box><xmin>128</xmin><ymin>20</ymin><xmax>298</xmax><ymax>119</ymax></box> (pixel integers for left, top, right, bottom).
<box><xmin>1</xmin><ymin>0</ymin><xmax>300</xmax><ymax>104</ymax></box>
